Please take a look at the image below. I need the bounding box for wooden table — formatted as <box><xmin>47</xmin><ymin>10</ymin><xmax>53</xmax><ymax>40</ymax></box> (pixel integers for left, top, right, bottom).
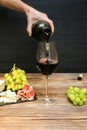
<box><xmin>0</xmin><ymin>73</ymin><xmax>87</xmax><ymax>130</ymax></box>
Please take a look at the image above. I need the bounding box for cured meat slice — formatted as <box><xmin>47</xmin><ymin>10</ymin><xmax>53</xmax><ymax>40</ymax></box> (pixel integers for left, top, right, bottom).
<box><xmin>17</xmin><ymin>84</ymin><xmax>36</xmax><ymax>101</ymax></box>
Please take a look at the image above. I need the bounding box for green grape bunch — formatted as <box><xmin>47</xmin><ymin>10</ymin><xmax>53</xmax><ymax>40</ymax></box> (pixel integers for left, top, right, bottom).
<box><xmin>4</xmin><ymin>64</ymin><xmax>28</xmax><ymax>92</ymax></box>
<box><xmin>67</xmin><ymin>86</ymin><xmax>87</xmax><ymax>106</ymax></box>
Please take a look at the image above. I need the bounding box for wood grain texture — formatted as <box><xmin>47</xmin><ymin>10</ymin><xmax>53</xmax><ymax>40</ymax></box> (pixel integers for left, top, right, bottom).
<box><xmin>0</xmin><ymin>73</ymin><xmax>87</xmax><ymax>130</ymax></box>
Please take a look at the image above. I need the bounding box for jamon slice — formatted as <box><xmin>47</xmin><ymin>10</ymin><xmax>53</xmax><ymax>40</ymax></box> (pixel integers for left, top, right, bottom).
<box><xmin>17</xmin><ymin>84</ymin><xmax>36</xmax><ymax>101</ymax></box>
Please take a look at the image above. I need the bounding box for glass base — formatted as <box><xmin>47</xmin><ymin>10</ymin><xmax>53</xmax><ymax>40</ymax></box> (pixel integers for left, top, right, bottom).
<box><xmin>39</xmin><ymin>95</ymin><xmax>56</xmax><ymax>107</ymax></box>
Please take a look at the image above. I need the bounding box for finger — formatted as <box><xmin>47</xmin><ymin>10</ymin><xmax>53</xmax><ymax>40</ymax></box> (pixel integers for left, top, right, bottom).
<box><xmin>44</xmin><ymin>18</ymin><xmax>55</xmax><ymax>35</ymax></box>
<box><xmin>26</xmin><ymin>23</ymin><xmax>32</xmax><ymax>37</ymax></box>
<box><xmin>48</xmin><ymin>20</ymin><xmax>55</xmax><ymax>34</ymax></box>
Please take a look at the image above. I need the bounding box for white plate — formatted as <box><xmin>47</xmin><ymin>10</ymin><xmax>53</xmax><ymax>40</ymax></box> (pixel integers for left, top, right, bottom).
<box><xmin>0</xmin><ymin>80</ymin><xmax>5</xmax><ymax>92</ymax></box>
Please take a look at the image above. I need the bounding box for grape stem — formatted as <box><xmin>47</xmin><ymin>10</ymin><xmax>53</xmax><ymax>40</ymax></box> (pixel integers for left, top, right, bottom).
<box><xmin>11</xmin><ymin>64</ymin><xmax>17</xmax><ymax>72</ymax></box>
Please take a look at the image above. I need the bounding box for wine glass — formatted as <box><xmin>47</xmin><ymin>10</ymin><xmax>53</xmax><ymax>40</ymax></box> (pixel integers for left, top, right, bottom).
<box><xmin>36</xmin><ymin>42</ymin><xmax>58</xmax><ymax>106</ymax></box>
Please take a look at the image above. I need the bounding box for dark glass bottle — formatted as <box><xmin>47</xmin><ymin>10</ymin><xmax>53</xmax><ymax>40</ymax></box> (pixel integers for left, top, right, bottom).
<box><xmin>32</xmin><ymin>20</ymin><xmax>52</xmax><ymax>42</ymax></box>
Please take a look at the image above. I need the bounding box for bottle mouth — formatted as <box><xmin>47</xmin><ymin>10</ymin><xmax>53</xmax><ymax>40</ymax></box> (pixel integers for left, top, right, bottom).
<box><xmin>44</xmin><ymin>28</ymin><xmax>51</xmax><ymax>40</ymax></box>
<box><xmin>45</xmin><ymin>28</ymin><xmax>51</xmax><ymax>34</ymax></box>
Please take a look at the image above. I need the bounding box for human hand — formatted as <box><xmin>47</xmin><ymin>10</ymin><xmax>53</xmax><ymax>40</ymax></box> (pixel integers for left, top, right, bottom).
<box><xmin>26</xmin><ymin>7</ymin><xmax>54</xmax><ymax>37</ymax></box>
<box><xmin>0</xmin><ymin>0</ymin><xmax>54</xmax><ymax>37</ymax></box>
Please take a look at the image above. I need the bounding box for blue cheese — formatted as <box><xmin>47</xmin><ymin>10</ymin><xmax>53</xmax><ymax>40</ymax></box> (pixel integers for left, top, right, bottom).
<box><xmin>0</xmin><ymin>90</ymin><xmax>17</xmax><ymax>104</ymax></box>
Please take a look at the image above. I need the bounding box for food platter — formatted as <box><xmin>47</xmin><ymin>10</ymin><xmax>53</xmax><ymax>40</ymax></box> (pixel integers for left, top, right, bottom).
<box><xmin>0</xmin><ymin>80</ymin><xmax>37</xmax><ymax>106</ymax></box>
<box><xmin>0</xmin><ymin>95</ymin><xmax>37</xmax><ymax>106</ymax></box>
<box><xmin>0</xmin><ymin>65</ymin><xmax>37</xmax><ymax>106</ymax></box>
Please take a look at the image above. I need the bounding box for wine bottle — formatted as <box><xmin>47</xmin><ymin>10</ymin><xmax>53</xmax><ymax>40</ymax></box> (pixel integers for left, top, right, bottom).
<box><xmin>32</xmin><ymin>20</ymin><xmax>52</xmax><ymax>42</ymax></box>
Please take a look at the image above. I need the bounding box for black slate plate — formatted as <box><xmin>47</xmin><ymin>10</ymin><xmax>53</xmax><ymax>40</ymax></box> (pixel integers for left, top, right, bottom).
<box><xmin>0</xmin><ymin>96</ymin><xmax>37</xmax><ymax>106</ymax></box>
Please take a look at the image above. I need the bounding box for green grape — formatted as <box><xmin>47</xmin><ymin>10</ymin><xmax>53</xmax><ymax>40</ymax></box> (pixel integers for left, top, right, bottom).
<box><xmin>17</xmin><ymin>85</ymin><xmax>22</xmax><ymax>90</ymax></box>
<box><xmin>21</xmin><ymin>70</ymin><xmax>25</xmax><ymax>74</ymax></box>
<box><xmin>14</xmin><ymin>85</ymin><xmax>18</xmax><ymax>91</ymax></box>
<box><xmin>12</xmin><ymin>75</ymin><xmax>16</xmax><ymax>81</ymax></box>
<box><xmin>12</xmin><ymin>86</ymin><xmax>16</xmax><ymax>92</ymax></box>
<box><xmin>7</xmin><ymin>86</ymin><xmax>11</xmax><ymax>90</ymax></box>
<box><xmin>4</xmin><ymin>73</ymin><xmax>9</xmax><ymax>78</ymax></box>
<box><xmin>5</xmin><ymin>81</ymin><xmax>9</xmax><ymax>86</ymax></box>
<box><xmin>67</xmin><ymin>86</ymin><xmax>87</xmax><ymax>106</ymax></box>
<box><xmin>74</xmin><ymin>87</ymin><xmax>80</xmax><ymax>93</ymax></box>
<box><xmin>75</xmin><ymin>93</ymin><xmax>79</xmax><ymax>98</ymax></box>
<box><xmin>79</xmin><ymin>91</ymin><xmax>85</xmax><ymax>99</ymax></box>
<box><xmin>75</xmin><ymin>97</ymin><xmax>80</xmax><ymax>103</ymax></box>
<box><xmin>71</xmin><ymin>90</ymin><xmax>76</xmax><ymax>95</ymax></box>
<box><xmin>67</xmin><ymin>89</ymin><xmax>71</xmax><ymax>94</ymax></box>
<box><xmin>15</xmin><ymin>79</ymin><xmax>21</xmax><ymax>84</ymax></box>
<box><xmin>21</xmin><ymin>75</ymin><xmax>26</xmax><ymax>80</ymax></box>
<box><xmin>69</xmin><ymin>94</ymin><xmax>75</xmax><ymax>101</ymax></box>
<box><xmin>79</xmin><ymin>100</ymin><xmax>84</xmax><ymax>106</ymax></box>
<box><xmin>6</xmin><ymin>75</ymin><xmax>11</xmax><ymax>81</ymax></box>
<box><xmin>73</xmin><ymin>101</ymin><xmax>78</xmax><ymax>106</ymax></box>
<box><xmin>11</xmin><ymin>70</ymin><xmax>17</xmax><ymax>76</ymax></box>
<box><xmin>4</xmin><ymin>64</ymin><xmax>28</xmax><ymax>92</ymax></box>
<box><xmin>69</xmin><ymin>86</ymin><xmax>74</xmax><ymax>90</ymax></box>
<box><xmin>82</xmin><ymin>97</ymin><xmax>87</xmax><ymax>103</ymax></box>
<box><xmin>80</xmin><ymin>88</ymin><xmax>87</xmax><ymax>94</ymax></box>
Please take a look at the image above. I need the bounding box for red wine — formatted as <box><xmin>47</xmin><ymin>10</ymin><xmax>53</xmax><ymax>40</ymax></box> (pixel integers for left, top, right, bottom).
<box><xmin>36</xmin><ymin>58</ymin><xmax>58</xmax><ymax>76</ymax></box>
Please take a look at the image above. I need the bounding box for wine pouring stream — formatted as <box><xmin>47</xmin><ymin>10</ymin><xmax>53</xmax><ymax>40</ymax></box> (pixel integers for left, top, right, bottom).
<box><xmin>32</xmin><ymin>20</ymin><xmax>58</xmax><ymax>106</ymax></box>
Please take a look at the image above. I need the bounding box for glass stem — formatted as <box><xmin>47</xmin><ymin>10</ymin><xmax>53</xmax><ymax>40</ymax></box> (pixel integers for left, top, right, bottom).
<box><xmin>46</xmin><ymin>75</ymin><xmax>48</xmax><ymax>98</ymax></box>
